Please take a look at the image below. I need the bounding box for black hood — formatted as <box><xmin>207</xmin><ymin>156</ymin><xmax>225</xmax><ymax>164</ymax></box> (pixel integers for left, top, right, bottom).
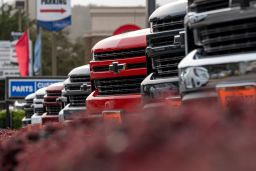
<box><xmin>149</xmin><ymin>0</ymin><xmax>187</xmax><ymax>22</ymax></box>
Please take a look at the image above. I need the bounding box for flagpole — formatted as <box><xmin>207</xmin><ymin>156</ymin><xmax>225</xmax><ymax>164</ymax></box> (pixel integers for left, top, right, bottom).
<box><xmin>36</xmin><ymin>0</ymin><xmax>42</xmax><ymax>76</ymax></box>
<box><xmin>25</xmin><ymin>0</ymin><xmax>33</xmax><ymax>76</ymax></box>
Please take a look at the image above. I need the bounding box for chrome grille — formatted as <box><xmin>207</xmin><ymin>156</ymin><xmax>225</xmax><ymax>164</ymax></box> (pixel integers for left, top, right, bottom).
<box><xmin>152</xmin><ymin>15</ymin><xmax>184</xmax><ymax>33</ymax></box>
<box><xmin>70</xmin><ymin>75</ymin><xmax>90</xmax><ymax>83</ymax></box>
<box><xmin>46</xmin><ymin>106</ymin><xmax>62</xmax><ymax>115</ymax></box>
<box><xmin>95</xmin><ymin>76</ymin><xmax>145</xmax><ymax>95</ymax></box>
<box><xmin>198</xmin><ymin>17</ymin><xmax>256</xmax><ymax>56</ymax></box>
<box><xmin>152</xmin><ymin>52</ymin><xmax>185</xmax><ymax>77</ymax></box>
<box><xmin>94</xmin><ymin>48</ymin><xmax>145</xmax><ymax>61</ymax></box>
<box><xmin>69</xmin><ymin>95</ymin><xmax>87</xmax><ymax>107</ymax></box>
<box><xmin>189</xmin><ymin>0</ymin><xmax>230</xmax><ymax>13</ymax></box>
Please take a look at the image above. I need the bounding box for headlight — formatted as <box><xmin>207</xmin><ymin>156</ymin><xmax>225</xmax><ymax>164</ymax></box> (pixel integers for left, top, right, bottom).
<box><xmin>150</xmin><ymin>22</ymin><xmax>154</xmax><ymax>33</ymax></box>
<box><xmin>92</xmin><ymin>53</ymin><xmax>95</xmax><ymax>61</ymax></box>
<box><xmin>142</xmin><ymin>82</ymin><xmax>179</xmax><ymax>103</ymax></box>
<box><xmin>180</xmin><ymin>67</ymin><xmax>210</xmax><ymax>89</ymax></box>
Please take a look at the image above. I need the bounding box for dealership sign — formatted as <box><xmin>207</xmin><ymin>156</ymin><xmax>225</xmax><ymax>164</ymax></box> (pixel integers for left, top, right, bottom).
<box><xmin>7</xmin><ymin>77</ymin><xmax>65</xmax><ymax>99</ymax></box>
<box><xmin>37</xmin><ymin>0</ymin><xmax>72</xmax><ymax>31</ymax></box>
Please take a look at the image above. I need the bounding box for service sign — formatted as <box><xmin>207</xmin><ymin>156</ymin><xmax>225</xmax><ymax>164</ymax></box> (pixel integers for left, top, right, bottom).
<box><xmin>6</xmin><ymin>77</ymin><xmax>65</xmax><ymax>100</ymax></box>
<box><xmin>37</xmin><ymin>0</ymin><xmax>71</xmax><ymax>31</ymax></box>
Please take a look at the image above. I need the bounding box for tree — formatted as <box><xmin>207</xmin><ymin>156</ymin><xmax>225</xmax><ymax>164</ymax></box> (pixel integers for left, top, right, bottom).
<box><xmin>0</xmin><ymin>4</ymin><xmax>26</xmax><ymax>40</ymax></box>
<box><xmin>0</xmin><ymin>3</ymin><xmax>86</xmax><ymax>76</ymax></box>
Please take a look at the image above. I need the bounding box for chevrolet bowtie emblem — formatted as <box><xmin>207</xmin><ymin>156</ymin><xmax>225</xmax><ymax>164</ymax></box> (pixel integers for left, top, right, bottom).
<box><xmin>109</xmin><ymin>62</ymin><xmax>126</xmax><ymax>74</ymax></box>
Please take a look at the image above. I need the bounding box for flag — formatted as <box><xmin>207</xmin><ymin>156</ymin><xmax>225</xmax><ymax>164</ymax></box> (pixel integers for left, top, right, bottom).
<box><xmin>16</xmin><ymin>31</ymin><xmax>29</xmax><ymax>77</ymax></box>
<box><xmin>34</xmin><ymin>32</ymin><xmax>42</xmax><ymax>75</ymax></box>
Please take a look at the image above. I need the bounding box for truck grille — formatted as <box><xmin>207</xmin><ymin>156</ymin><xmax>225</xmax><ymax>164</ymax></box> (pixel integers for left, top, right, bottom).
<box><xmin>35</xmin><ymin>108</ymin><xmax>44</xmax><ymax>115</ymax></box>
<box><xmin>46</xmin><ymin>91</ymin><xmax>62</xmax><ymax>97</ymax></box>
<box><xmin>152</xmin><ymin>52</ymin><xmax>185</xmax><ymax>77</ymax></box>
<box><xmin>189</xmin><ymin>0</ymin><xmax>230</xmax><ymax>13</ymax></box>
<box><xmin>25</xmin><ymin>99</ymin><xmax>33</xmax><ymax>104</ymax></box>
<box><xmin>94</xmin><ymin>48</ymin><xmax>145</xmax><ymax>61</ymax></box>
<box><xmin>152</xmin><ymin>15</ymin><xmax>184</xmax><ymax>33</ymax></box>
<box><xmin>65</xmin><ymin>84</ymin><xmax>81</xmax><ymax>91</ymax></box>
<box><xmin>92</xmin><ymin>63</ymin><xmax>146</xmax><ymax>72</ymax></box>
<box><xmin>69</xmin><ymin>95</ymin><xmax>87</xmax><ymax>107</ymax></box>
<box><xmin>149</xmin><ymin>35</ymin><xmax>175</xmax><ymax>47</ymax></box>
<box><xmin>24</xmin><ymin>108</ymin><xmax>34</xmax><ymax>118</ymax></box>
<box><xmin>46</xmin><ymin>106</ymin><xmax>62</xmax><ymax>115</ymax></box>
<box><xmin>198</xmin><ymin>17</ymin><xmax>256</xmax><ymax>56</ymax></box>
<box><xmin>95</xmin><ymin>76</ymin><xmax>145</xmax><ymax>95</ymax></box>
<box><xmin>70</xmin><ymin>75</ymin><xmax>90</xmax><ymax>83</ymax></box>
<box><xmin>36</xmin><ymin>95</ymin><xmax>44</xmax><ymax>99</ymax></box>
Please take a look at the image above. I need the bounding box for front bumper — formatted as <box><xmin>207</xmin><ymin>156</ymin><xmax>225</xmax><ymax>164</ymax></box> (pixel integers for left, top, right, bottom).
<box><xmin>141</xmin><ymin>73</ymin><xmax>180</xmax><ymax>106</ymax></box>
<box><xmin>59</xmin><ymin>103</ymin><xmax>86</xmax><ymax>121</ymax></box>
<box><xmin>22</xmin><ymin>117</ymin><xmax>31</xmax><ymax>127</ymax></box>
<box><xmin>86</xmin><ymin>91</ymin><xmax>142</xmax><ymax>115</ymax></box>
<box><xmin>31</xmin><ymin>113</ymin><xmax>42</xmax><ymax>125</ymax></box>
<box><xmin>179</xmin><ymin>50</ymin><xmax>256</xmax><ymax>104</ymax></box>
<box><xmin>42</xmin><ymin>113</ymin><xmax>59</xmax><ymax>125</ymax></box>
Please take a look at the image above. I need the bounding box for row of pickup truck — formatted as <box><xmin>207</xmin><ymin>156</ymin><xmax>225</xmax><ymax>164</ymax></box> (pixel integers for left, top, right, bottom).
<box><xmin>22</xmin><ymin>0</ymin><xmax>256</xmax><ymax>126</ymax></box>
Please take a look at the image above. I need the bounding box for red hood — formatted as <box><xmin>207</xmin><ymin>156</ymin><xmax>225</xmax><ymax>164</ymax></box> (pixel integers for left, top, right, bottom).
<box><xmin>92</xmin><ymin>29</ymin><xmax>150</xmax><ymax>53</ymax></box>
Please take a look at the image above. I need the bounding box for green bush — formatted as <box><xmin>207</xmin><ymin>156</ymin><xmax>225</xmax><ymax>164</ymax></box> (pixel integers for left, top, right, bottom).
<box><xmin>0</xmin><ymin>110</ymin><xmax>6</xmax><ymax>129</ymax></box>
<box><xmin>0</xmin><ymin>109</ymin><xmax>25</xmax><ymax>129</ymax></box>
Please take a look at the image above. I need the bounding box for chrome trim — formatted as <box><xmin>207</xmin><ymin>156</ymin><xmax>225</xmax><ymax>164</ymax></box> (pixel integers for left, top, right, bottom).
<box><xmin>179</xmin><ymin>50</ymin><xmax>256</xmax><ymax>68</ymax></box>
<box><xmin>216</xmin><ymin>82</ymin><xmax>256</xmax><ymax>88</ymax></box>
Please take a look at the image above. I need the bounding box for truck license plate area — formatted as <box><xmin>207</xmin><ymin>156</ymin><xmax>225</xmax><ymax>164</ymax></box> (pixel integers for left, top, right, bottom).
<box><xmin>217</xmin><ymin>83</ymin><xmax>256</xmax><ymax>108</ymax></box>
<box><xmin>102</xmin><ymin>110</ymin><xmax>122</xmax><ymax>124</ymax></box>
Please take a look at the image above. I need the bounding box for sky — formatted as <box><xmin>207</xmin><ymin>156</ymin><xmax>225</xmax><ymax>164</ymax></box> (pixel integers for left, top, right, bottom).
<box><xmin>1</xmin><ymin>0</ymin><xmax>172</xmax><ymax>7</ymax></box>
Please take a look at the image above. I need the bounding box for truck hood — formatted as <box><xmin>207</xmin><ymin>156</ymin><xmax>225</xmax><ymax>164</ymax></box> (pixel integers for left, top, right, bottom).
<box><xmin>149</xmin><ymin>0</ymin><xmax>187</xmax><ymax>22</ymax></box>
<box><xmin>35</xmin><ymin>87</ymin><xmax>47</xmax><ymax>96</ymax></box>
<box><xmin>92</xmin><ymin>29</ymin><xmax>150</xmax><ymax>53</ymax></box>
<box><xmin>46</xmin><ymin>82</ymin><xmax>64</xmax><ymax>91</ymax></box>
<box><xmin>68</xmin><ymin>65</ymin><xmax>90</xmax><ymax>76</ymax></box>
<box><xmin>25</xmin><ymin>93</ymin><xmax>35</xmax><ymax>100</ymax></box>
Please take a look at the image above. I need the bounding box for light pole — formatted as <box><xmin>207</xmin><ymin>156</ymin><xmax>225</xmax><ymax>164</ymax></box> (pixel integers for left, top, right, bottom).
<box><xmin>146</xmin><ymin>0</ymin><xmax>156</xmax><ymax>27</ymax></box>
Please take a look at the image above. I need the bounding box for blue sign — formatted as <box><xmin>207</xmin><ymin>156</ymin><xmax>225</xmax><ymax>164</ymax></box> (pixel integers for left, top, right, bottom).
<box><xmin>36</xmin><ymin>0</ymin><xmax>72</xmax><ymax>32</ymax></box>
<box><xmin>8</xmin><ymin>79</ymin><xmax>64</xmax><ymax>99</ymax></box>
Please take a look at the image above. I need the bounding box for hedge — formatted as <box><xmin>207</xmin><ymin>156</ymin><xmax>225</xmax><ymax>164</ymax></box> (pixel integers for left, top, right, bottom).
<box><xmin>0</xmin><ymin>109</ymin><xmax>25</xmax><ymax>129</ymax></box>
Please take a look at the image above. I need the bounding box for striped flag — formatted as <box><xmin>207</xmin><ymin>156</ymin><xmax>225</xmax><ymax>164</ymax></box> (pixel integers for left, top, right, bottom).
<box><xmin>34</xmin><ymin>32</ymin><xmax>42</xmax><ymax>75</ymax></box>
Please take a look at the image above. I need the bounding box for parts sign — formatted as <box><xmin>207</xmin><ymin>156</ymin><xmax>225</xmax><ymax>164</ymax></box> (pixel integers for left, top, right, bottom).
<box><xmin>7</xmin><ymin>77</ymin><xmax>65</xmax><ymax>99</ymax></box>
<box><xmin>37</xmin><ymin>0</ymin><xmax>71</xmax><ymax>31</ymax></box>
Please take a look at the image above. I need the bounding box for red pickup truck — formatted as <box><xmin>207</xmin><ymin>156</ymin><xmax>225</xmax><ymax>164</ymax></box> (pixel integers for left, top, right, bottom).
<box><xmin>42</xmin><ymin>82</ymin><xmax>64</xmax><ymax>125</ymax></box>
<box><xmin>86</xmin><ymin>29</ymin><xmax>149</xmax><ymax>121</ymax></box>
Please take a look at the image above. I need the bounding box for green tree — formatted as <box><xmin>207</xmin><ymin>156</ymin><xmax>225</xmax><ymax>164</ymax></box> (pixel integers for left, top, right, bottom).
<box><xmin>0</xmin><ymin>4</ymin><xmax>26</xmax><ymax>40</ymax></box>
<box><xmin>0</xmin><ymin>3</ymin><xmax>85</xmax><ymax>76</ymax></box>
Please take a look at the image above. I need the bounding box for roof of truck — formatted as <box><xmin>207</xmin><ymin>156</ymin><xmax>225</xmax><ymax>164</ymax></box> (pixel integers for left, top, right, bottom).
<box><xmin>92</xmin><ymin>28</ymin><xmax>150</xmax><ymax>53</ymax></box>
<box><xmin>68</xmin><ymin>64</ymin><xmax>90</xmax><ymax>76</ymax></box>
<box><xmin>149</xmin><ymin>0</ymin><xmax>187</xmax><ymax>22</ymax></box>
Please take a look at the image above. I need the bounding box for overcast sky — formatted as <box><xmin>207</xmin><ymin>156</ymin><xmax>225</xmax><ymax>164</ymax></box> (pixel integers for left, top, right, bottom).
<box><xmin>3</xmin><ymin>0</ymin><xmax>173</xmax><ymax>7</ymax></box>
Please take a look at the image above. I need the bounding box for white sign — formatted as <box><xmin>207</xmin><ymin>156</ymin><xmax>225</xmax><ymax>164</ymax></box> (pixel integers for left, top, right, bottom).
<box><xmin>0</xmin><ymin>41</ymin><xmax>19</xmax><ymax>78</ymax></box>
<box><xmin>0</xmin><ymin>41</ymin><xmax>11</xmax><ymax>59</ymax></box>
<box><xmin>37</xmin><ymin>0</ymin><xmax>72</xmax><ymax>31</ymax></box>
